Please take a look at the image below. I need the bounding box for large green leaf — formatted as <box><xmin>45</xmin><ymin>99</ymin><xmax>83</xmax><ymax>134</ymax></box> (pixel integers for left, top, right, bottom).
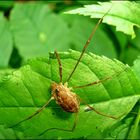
<box><xmin>0</xmin><ymin>50</ymin><xmax>140</xmax><ymax>139</ymax></box>
<box><xmin>10</xmin><ymin>3</ymin><xmax>70</xmax><ymax>60</ymax></box>
<box><xmin>65</xmin><ymin>1</ymin><xmax>140</xmax><ymax>39</ymax></box>
<box><xmin>0</xmin><ymin>12</ymin><xmax>13</xmax><ymax>68</ymax></box>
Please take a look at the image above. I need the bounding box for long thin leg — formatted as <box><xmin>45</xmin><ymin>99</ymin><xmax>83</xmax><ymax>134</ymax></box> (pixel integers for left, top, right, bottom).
<box><xmin>10</xmin><ymin>97</ymin><xmax>54</xmax><ymax>128</ymax></box>
<box><xmin>66</xmin><ymin>7</ymin><xmax>112</xmax><ymax>82</ymax></box>
<box><xmin>78</xmin><ymin>96</ymin><xmax>118</xmax><ymax>119</ymax></box>
<box><xmin>73</xmin><ymin>76</ymin><xmax>112</xmax><ymax>89</ymax></box>
<box><xmin>39</xmin><ymin>112</ymin><xmax>78</xmax><ymax>136</ymax></box>
<box><xmin>72</xmin><ymin>68</ymin><xmax>126</xmax><ymax>89</ymax></box>
<box><xmin>54</xmin><ymin>50</ymin><xmax>63</xmax><ymax>82</ymax></box>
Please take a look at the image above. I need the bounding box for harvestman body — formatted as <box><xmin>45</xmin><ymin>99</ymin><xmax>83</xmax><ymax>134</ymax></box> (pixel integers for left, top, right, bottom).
<box><xmin>10</xmin><ymin>7</ymin><xmax>123</xmax><ymax>135</ymax></box>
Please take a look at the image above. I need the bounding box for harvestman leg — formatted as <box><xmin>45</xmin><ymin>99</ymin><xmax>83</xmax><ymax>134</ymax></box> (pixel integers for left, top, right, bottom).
<box><xmin>10</xmin><ymin>51</ymin><xmax>63</xmax><ymax>128</ymax></box>
<box><xmin>66</xmin><ymin>7</ymin><xmax>112</xmax><ymax>82</ymax></box>
<box><xmin>73</xmin><ymin>70</ymin><xmax>127</xmax><ymax>119</ymax></box>
<box><xmin>39</xmin><ymin>112</ymin><xmax>78</xmax><ymax>136</ymax></box>
<box><xmin>54</xmin><ymin>50</ymin><xmax>63</xmax><ymax>82</ymax></box>
<box><xmin>78</xmin><ymin>96</ymin><xmax>117</xmax><ymax>119</ymax></box>
<box><xmin>10</xmin><ymin>97</ymin><xmax>54</xmax><ymax>128</ymax></box>
<box><xmin>72</xmin><ymin>68</ymin><xmax>126</xmax><ymax>89</ymax></box>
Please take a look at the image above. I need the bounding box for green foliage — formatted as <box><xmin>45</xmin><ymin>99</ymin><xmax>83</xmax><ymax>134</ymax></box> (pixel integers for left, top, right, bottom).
<box><xmin>0</xmin><ymin>50</ymin><xmax>140</xmax><ymax>139</ymax></box>
<box><xmin>0</xmin><ymin>1</ymin><xmax>139</xmax><ymax>67</ymax></box>
<box><xmin>66</xmin><ymin>1</ymin><xmax>140</xmax><ymax>39</ymax></box>
<box><xmin>10</xmin><ymin>3</ymin><xmax>70</xmax><ymax>60</ymax></box>
<box><xmin>0</xmin><ymin>1</ymin><xmax>139</xmax><ymax>139</ymax></box>
<box><xmin>0</xmin><ymin>12</ymin><xmax>13</xmax><ymax>68</ymax></box>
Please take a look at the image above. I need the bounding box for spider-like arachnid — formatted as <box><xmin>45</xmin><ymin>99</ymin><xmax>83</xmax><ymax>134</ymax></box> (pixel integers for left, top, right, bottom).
<box><xmin>10</xmin><ymin>7</ymin><xmax>128</xmax><ymax>136</ymax></box>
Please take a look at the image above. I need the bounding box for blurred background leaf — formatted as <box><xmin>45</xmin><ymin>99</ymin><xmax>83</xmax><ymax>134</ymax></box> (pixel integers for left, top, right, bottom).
<box><xmin>0</xmin><ymin>12</ymin><xmax>13</xmax><ymax>68</ymax></box>
<box><xmin>10</xmin><ymin>3</ymin><xmax>70</xmax><ymax>61</ymax></box>
<box><xmin>0</xmin><ymin>1</ymin><xmax>139</xmax><ymax>67</ymax></box>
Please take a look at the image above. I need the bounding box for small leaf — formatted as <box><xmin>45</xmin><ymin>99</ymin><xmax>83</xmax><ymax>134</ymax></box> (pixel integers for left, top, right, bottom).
<box><xmin>0</xmin><ymin>12</ymin><xmax>13</xmax><ymax>68</ymax></box>
<box><xmin>65</xmin><ymin>1</ymin><xmax>140</xmax><ymax>39</ymax></box>
<box><xmin>0</xmin><ymin>50</ymin><xmax>140</xmax><ymax>139</ymax></box>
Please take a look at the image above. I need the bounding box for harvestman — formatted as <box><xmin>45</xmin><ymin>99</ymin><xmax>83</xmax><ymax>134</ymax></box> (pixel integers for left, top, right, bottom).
<box><xmin>10</xmin><ymin>8</ymin><xmax>125</xmax><ymax>136</ymax></box>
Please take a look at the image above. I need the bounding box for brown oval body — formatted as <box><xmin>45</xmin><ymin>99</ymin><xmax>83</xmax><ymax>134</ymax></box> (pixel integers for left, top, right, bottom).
<box><xmin>51</xmin><ymin>82</ymin><xmax>80</xmax><ymax>113</ymax></box>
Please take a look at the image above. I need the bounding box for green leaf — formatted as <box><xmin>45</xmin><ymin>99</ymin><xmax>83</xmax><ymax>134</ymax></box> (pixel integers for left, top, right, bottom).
<box><xmin>0</xmin><ymin>50</ymin><xmax>140</xmax><ymax>139</ymax></box>
<box><xmin>0</xmin><ymin>12</ymin><xmax>13</xmax><ymax>68</ymax></box>
<box><xmin>65</xmin><ymin>1</ymin><xmax>140</xmax><ymax>39</ymax></box>
<box><xmin>10</xmin><ymin>3</ymin><xmax>70</xmax><ymax>60</ymax></box>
